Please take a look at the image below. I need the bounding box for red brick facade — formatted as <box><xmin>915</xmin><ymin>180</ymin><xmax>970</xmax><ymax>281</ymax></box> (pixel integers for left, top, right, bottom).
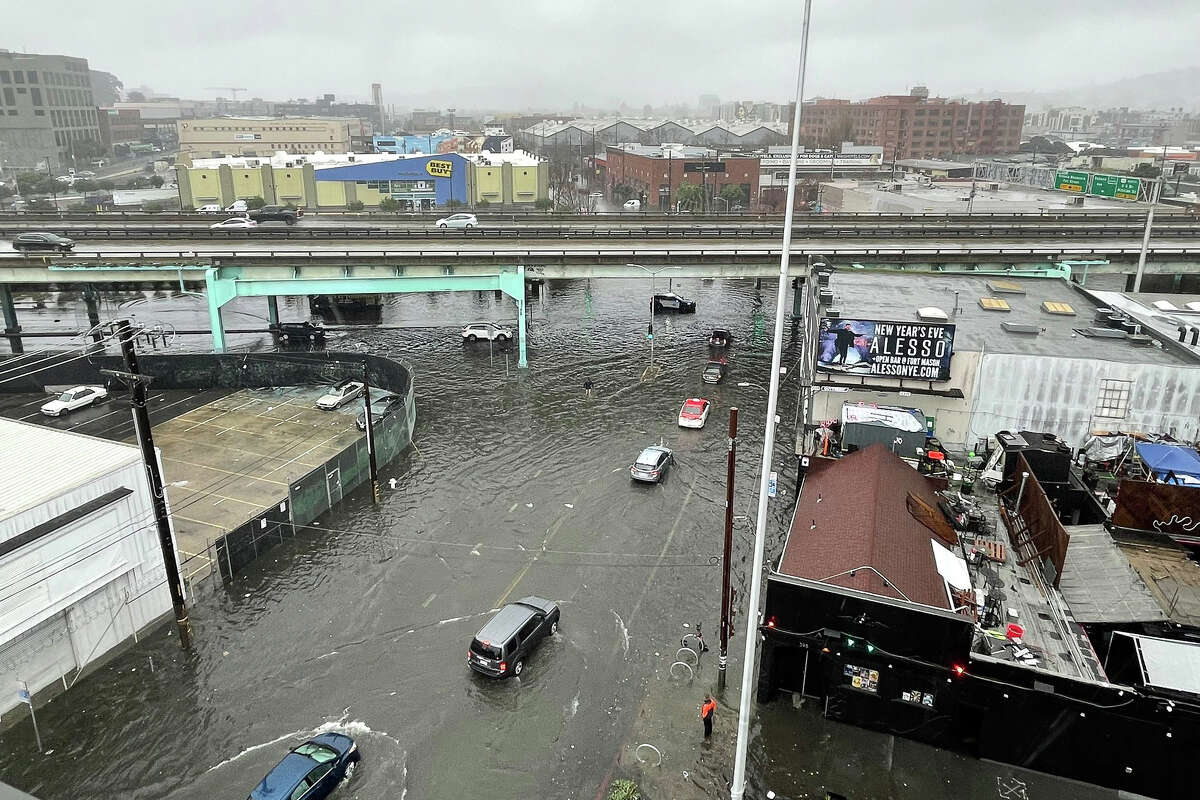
<box><xmin>606</xmin><ymin>147</ymin><xmax>761</xmax><ymax>210</ymax></box>
<box><xmin>792</xmin><ymin>95</ymin><xmax>1024</xmax><ymax>159</ymax></box>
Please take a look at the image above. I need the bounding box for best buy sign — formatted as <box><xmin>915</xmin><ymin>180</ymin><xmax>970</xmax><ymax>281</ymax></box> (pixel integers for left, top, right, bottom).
<box><xmin>426</xmin><ymin>159</ymin><xmax>454</xmax><ymax>178</ymax></box>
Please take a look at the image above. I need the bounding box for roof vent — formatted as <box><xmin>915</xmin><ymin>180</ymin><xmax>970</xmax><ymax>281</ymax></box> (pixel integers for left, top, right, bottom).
<box><xmin>1001</xmin><ymin>322</ymin><xmax>1040</xmax><ymax>334</ymax></box>
<box><xmin>917</xmin><ymin>306</ymin><xmax>949</xmax><ymax>321</ymax></box>
<box><xmin>1128</xmin><ymin>334</ymin><xmax>1154</xmax><ymax>346</ymax></box>
<box><xmin>818</xmin><ymin>289</ymin><xmax>834</xmax><ymax>305</ymax></box>
<box><xmin>1153</xmin><ymin>300</ymin><xmax>1179</xmax><ymax>311</ymax></box>
<box><xmin>826</xmin><ymin>307</ymin><xmax>842</xmax><ymax>318</ymax></box>
<box><xmin>1187</xmin><ymin>301</ymin><xmax>1200</xmax><ymax>312</ymax></box>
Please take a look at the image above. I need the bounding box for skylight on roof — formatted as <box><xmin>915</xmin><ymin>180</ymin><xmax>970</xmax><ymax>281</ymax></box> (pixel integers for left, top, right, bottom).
<box><xmin>1041</xmin><ymin>301</ymin><xmax>1076</xmax><ymax>316</ymax></box>
<box><xmin>917</xmin><ymin>306</ymin><xmax>949</xmax><ymax>321</ymax></box>
<box><xmin>1153</xmin><ymin>300</ymin><xmax>1179</xmax><ymax>311</ymax></box>
<box><xmin>978</xmin><ymin>297</ymin><xmax>1011</xmax><ymax>311</ymax></box>
<box><xmin>986</xmin><ymin>280</ymin><xmax>1026</xmax><ymax>295</ymax></box>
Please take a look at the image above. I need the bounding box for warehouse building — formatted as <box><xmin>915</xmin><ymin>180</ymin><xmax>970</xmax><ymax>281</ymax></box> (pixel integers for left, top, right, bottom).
<box><xmin>175</xmin><ymin>149</ymin><xmax>548</xmax><ymax>210</ymax></box>
<box><xmin>176</xmin><ymin>116</ymin><xmax>370</xmax><ymax>157</ymax></box>
<box><xmin>805</xmin><ymin>270</ymin><xmax>1200</xmax><ymax>452</ymax></box>
<box><xmin>0</xmin><ymin>419</ymin><xmax>178</xmax><ymax>717</ymax></box>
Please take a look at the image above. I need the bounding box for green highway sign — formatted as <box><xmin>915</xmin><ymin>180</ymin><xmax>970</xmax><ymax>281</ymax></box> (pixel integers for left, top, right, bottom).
<box><xmin>1054</xmin><ymin>170</ymin><xmax>1090</xmax><ymax>193</ymax></box>
<box><xmin>1089</xmin><ymin>173</ymin><xmax>1141</xmax><ymax>201</ymax></box>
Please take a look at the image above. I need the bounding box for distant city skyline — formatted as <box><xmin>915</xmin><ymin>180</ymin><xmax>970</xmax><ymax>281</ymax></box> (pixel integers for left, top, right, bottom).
<box><xmin>9</xmin><ymin>0</ymin><xmax>1200</xmax><ymax>111</ymax></box>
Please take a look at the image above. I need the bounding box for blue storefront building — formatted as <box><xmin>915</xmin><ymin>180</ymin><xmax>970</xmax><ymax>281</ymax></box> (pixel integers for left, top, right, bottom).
<box><xmin>314</xmin><ymin>153</ymin><xmax>469</xmax><ymax>210</ymax></box>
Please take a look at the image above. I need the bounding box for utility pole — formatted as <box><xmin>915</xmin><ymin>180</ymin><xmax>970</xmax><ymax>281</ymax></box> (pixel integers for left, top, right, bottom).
<box><xmin>718</xmin><ymin>406</ymin><xmax>739</xmax><ymax>691</ymax></box>
<box><xmin>1133</xmin><ymin>170</ymin><xmax>1165</xmax><ymax>292</ymax></box>
<box><xmin>106</xmin><ymin>320</ymin><xmax>191</xmax><ymax>650</ymax></box>
<box><xmin>362</xmin><ymin>363</ymin><xmax>380</xmax><ymax>504</ymax></box>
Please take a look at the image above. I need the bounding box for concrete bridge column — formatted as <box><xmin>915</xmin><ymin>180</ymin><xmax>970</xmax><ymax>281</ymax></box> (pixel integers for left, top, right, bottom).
<box><xmin>267</xmin><ymin>295</ymin><xmax>279</xmax><ymax>327</ymax></box>
<box><xmin>1</xmin><ymin>285</ymin><xmax>23</xmax><ymax>354</ymax></box>
<box><xmin>83</xmin><ymin>285</ymin><xmax>103</xmax><ymax>342</ymax></box>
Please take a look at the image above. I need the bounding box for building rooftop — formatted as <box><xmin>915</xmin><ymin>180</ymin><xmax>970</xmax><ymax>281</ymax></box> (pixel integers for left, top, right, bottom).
<box><xmin>895</xmin><ymin>159</ymin><xmax>976</xmax><ymax>171</ymax></box>
<box><xmin>1057</xmin><ymin>524</ymin><xmax>1167</xmax><ymax>624</ymax></box>
<box><xmin>779</xmin><ymin>444</ymin><xmax>966</xmax><ymax>610</ymax></box>
<box><xmin>831</xmin><ymin>178</ymin><xmax>1151</xmax><ymax>212</ymax></box>
<box><xmin>1115</xmin><ymin>536</ymin><xmax>1200</xmax><ymax>626</ymax></box>
<box><xmin>1086</xmin><ymin>289</ymin><xmax>1200</xmax><ymax>362</ymax></box>
<box><xmin>0</xmin><ymin>418</ymin><xmax>141</xmax><ymax>522</ymax></box>
<box><xmin>188</xmin><ymin>149</ymin><xmax>540</xmax><ymax>170</ymax></box>
<box><xmin>820</xmin><ymin>272</ymin><xmax>1199</xmax><ymax>366</ymax></box>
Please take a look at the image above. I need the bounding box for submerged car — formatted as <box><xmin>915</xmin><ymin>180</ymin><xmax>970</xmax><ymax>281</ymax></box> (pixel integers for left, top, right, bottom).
<box><xmin>468</xmin><ymin>596</ymin><xmax>560</xmax><ymax>679</ymax></box>
<box><xmin>709</xmin><ymin>328</ymin><xmax>732</xmax><ymax>348</ymax></box>
<box><xmin>630</xmin><ymin>445</ymin><xmax>674</xmax><ymax>483</ymax></box>
<box><xmin>461</xmin><ymin>321</ymin><xmax>513</xmax><ymax>342</ymax></box>
<box><xmin>677</xmin><ymin>397</ymin><xmax>711</xmax><ymax>429</ymax></box>
<box><xmin>272</xmin><ymin>321</ymin><xmax>326</xmax><ymax>346</ymax></box>
<box><xmin>702</xmin><ymin>361</ymin><xmax>726</xmax><ymax>384</ymax></box>
<box><xmin>653</xmin><ymin>292</ymin><xmax>696</xmax><ymax>313</ymax></box>
<box><xmin>41</xmin><ymin>385</ymin><xmax>108</xmax><ymax>416</ymax></box>
<box><xmin>316</xmin><ymin>379</ymin><xmax>364</xmax><ymax>410</ymax></box>
<box><xmin>355</xmin><ymin>393</ymin><xmax>402</xmax><ymax>430</ymax></box>
<box><xmin>12</xmin><ymin>232</ymin><xmax>76</xmax><ymax>253</ymax></box>
<box><xmin>248</xmin><ymin>733</ymin><xmax>360</xmax><ymax>800</ymax></box>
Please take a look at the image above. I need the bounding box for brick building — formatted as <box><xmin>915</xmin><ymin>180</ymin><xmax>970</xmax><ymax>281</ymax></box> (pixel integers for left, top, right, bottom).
<box><xmin>791</xmin><ymin>87</ymin><xmax>1024</xmax><ymax>159</ymax></box>
<box><xmin>605</xmin><ymin>144</ymin><xmax>760</xmax><ymax>210</ymax></box>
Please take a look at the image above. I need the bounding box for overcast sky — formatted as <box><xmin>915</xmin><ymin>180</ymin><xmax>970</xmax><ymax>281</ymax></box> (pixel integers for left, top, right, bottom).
<box><xmin>11</xmin><ymin>0</ymin><xmax>1200</xmax><ymax>110</ymax></box>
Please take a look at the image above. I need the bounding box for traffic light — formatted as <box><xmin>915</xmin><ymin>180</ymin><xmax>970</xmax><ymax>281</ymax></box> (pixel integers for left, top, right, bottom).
<box><xmin>647</xmin><ymin>321</ymin><xmax>654</xmax><ymax>340</ymax></box>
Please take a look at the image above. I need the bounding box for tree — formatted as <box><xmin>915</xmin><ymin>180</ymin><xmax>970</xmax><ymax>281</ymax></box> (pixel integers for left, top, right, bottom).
<box><xmin>97</xmin><ymin>180</ymin><xmax>115</xmax><ymax>190</ymax></box>
<box><xmin>611</xmin><ymin>183</ymin><xmax>635</xmax><ymax>203</ymax></box>
<box><xmin>149</xmin><ymin>175</ymin><xmax>165</xmax><ymax>188</ymax></box>
<box><xmin>719</xmin><ymin>184</ymin><xmax>746</xmax><ymax>207</ymax></box>
<box><xmin>476</xmin><ymin>198</ymin><xmax>490</xmax><ymax>209</ymax></box>
<box><xmin>126</xmin><ymin>90</ymin><xmax>146</xmax><ymax>102</ymax></box>
<box><xmin>244</xmin><ymin>196</ymin><xmax>267</xmax><ymax>210</ymax></box>
<box><xmin>1132</xmin><ymin>163</ymin><xmax>1161</xmax><ymax>179</ymax></box>
<box><xmin>27</xmin><ymin>199</ymin><xmax>56</xmax><ymax>211</ymax></box>
<box><xmin>0</xmin><ymin>184</ymin><xmax>12</xmax><ymax>200</ymax></box>
<box><xmin>534</xmin><ymin>197</ymin><xmax>553</xmax><ymax>210</ymax></box>
<box><xmin>378</xmin><ymin>196</ymin><xmax>400</xmax><ymax>212</ymax></box>
<box><xmin>675</xmin><ymin>182</ymin><xmax>705</xmax><ymax>210</ymax></box>
<box><xmin>143</xmin><ymin>163</ymin><xmax>156</xmax><ymax>174</ymax></box>
<box><xmin>73</xmin><ymin>179</ymin><xmax>97</xmax><ymax>193</ymax></box>
<box><xmin>346</xmin><ymin>200</ymin><xmax>365</xmax><ymax>211</ymax></box>
<box><xmin>823</xmin><ymin>114</ymin><xmax>856</xmax><ymax>148</ymax></box>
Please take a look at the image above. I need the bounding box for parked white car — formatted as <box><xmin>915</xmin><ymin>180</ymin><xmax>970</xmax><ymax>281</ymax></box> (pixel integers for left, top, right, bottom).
<box><xmin>210</xmin><ymin>217</ymin><xmax>258</xmax><ymax>230</ymax></box>
<box><xmin>41</xmin><ymin>385</ymin><xmax>108</xmax><ymax>417</ymax></box>
<box><xmin>197</xmin><ymin>204</ymin><xmax>223</xmax><ymax>214</ymax></box>
<box><xmin>316</xmin><ymin>379</ymin><xmax>365</xmax><ymax>410</ymax></box>
<box><xmin>623</xmin><ymin>199</ymin><xmax>641</xmax><ymax>211</ymax></box>
<box><xmin>461</xmin><ymin>322</ymin><xmax>514</xmax><ymax>342</ymax></box>
<box><xmin>226</xmin><ymin>200</ymin><xmax>248</xmax><ymax>212</ymax></box>
<box><xmin>435</xmin><ymin>213</ymin><xmax>478</xmax><ymax>229</ymax></box>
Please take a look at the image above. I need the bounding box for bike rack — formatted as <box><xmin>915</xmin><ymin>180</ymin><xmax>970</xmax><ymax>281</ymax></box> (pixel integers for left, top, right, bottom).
<box><xmin>635</xmin><ymin>743</ymin><xmax>662</xmax><ymax>767</ymax></box>
<box><xmin>676</xmin><ymin>646</ymin><xmax>699</xmax><ymax>666</ymax></box>
<box><xmin>669</xmin><ymin>660</ymin><xmax>695</xmax><ymax>681</ymax></box>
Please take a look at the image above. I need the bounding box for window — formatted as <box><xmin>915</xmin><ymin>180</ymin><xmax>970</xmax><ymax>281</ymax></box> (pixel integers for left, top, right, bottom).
<box><xmin>0</xmin><ymin>70</ymin><xmax>8</xmax><ymax>83</ymax></box>
<box><xmin>13</xmin><ymin>71</ymin><xmax>23</xmax><ymax>84</ymax></box>
<box><xmin>30</xmin><ymin>88</ymin><xmax>41</xmax><ymax>106</ymax></box>
<box><xmin>518</xmin><ymin>617</ymin><xmax>540</xmax><ymax>642</ymax></box>
<box><xmin>1095</xmin><ymin>379</ymin><xmax>1132</xmax><ymax>419</ymax></box>
<box><xmin>3</xmin><ymin>88</ymin><xmax>13</xmax><ymax>105</ymax></box>
<box><xmin>306</xmin><ymin>763</ymin><xmax>334</xmax><ymax>785</ymax></box>
<box><xmin>27</xmin><ymin>71</ymin><xmax>37</xmax><ymax>83</ymax></box>
<box><xmin>288</xmin><ymin>780</ymin><xmax>312</xmax><ymax>800</ymax></box>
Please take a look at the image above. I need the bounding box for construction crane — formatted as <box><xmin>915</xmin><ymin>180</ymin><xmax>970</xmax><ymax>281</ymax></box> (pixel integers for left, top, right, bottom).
<box><xmin>205</xmin><ymin>87</ymin><xmax>247</xmax><ymax>101</ymax></box>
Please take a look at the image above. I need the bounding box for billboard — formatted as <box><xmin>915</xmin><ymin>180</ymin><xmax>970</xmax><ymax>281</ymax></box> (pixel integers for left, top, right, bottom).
<box><xmin>817</xmin><ymin>318</ymin><xmax>955</xmax><ymax>381</ymax></box>
<box><xmin>425</xmin><ymin>159</ymin><xmax>454</xmax><ymax>178</ymax></box>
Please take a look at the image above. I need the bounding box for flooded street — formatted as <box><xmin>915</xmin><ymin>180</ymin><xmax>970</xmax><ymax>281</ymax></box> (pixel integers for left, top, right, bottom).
<box><xmin>1</xmin><ymin>277</ymin><xmax>804</xmax><ymax>798</ymax></box>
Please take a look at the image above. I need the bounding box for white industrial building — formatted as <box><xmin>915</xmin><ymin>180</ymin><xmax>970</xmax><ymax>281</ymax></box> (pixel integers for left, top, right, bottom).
<box><xmin>0</xmin><ymin>419</ymin><xmax>178</xmax><ymax>718</ymax></box>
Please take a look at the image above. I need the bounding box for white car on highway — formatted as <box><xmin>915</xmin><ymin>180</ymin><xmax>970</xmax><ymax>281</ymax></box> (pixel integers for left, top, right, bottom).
<box><xmin>316</xmin><ymin>379</ymin><xmax>365</xmax><ymax>410</ymax></box>
<box><xmin>461</xmin><ymin>321</ymin><xmax>513</xmax><ymax>342</ymax></box>
<box><xmin>435</xmin><ymin>213</ymin><xmax>478</xmax><ymax>229</ymax></box>
<box><xmin>41</xmin><ymin>385</ymin><xmax>108</xmax><ymax>417</ymax></box>
<box><xmin>197</xmin><ymin>204</ymin><xmax>223</xmax><ymax>214</ymax></box>
<box><xmin>210</xmin><ymin>217</ymin><xmax>258</xmax><ymax>230</ymax></box>
<box><xmin>226</xmin><ymin>200</ymin><xmax>248</xmax><ymax>212</ymax></box>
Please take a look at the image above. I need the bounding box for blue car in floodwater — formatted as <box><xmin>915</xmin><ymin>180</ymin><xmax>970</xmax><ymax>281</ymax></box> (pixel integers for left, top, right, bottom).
<box><xmin>248</xmin><ymin>732</ymin><xmax>360</xmax><ymax>800</ymax></box>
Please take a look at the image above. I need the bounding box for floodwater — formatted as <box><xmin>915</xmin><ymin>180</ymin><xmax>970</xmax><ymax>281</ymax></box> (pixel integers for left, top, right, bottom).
<box><xmin>1</xmin><ymin>277</ymin><xmax>809</xmax><ymax>798</ymax></box>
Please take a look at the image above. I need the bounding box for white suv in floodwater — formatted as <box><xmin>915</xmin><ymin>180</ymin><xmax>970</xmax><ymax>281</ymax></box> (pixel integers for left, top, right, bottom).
<box><xmin>461</xmin><ymin>322</ymin><xmax>513</xmax><ymax>342</ymax></box>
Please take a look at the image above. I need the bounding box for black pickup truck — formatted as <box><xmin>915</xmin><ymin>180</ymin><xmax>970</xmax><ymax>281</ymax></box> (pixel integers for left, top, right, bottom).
<box><xmin>248</xmin><ymin>205</ymin><xmax>303</xmax><ymax>225</ymax></box>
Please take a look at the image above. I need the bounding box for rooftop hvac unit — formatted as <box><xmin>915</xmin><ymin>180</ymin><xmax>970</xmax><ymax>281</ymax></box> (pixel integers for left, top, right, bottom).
<box><xmin>818</xmin><ymin>289</ymin><xmax>834</xmax><ymax>305</ymax></box>
<box><xmin>1067</xmin><ymin>195</ymin><xmax>1084</xmax><ymax>206</ymax></box>
<box><xmin>988</xmin><ymin>183</ymin><xmax>1000</xmax><ymax>191</ymax></box>
<box><xmin>816</xmin><ymin>271</ymin><xmax>831</xmax><ymax>286</ymax></box>
<box><xmin>826</xmin><ymin>307</ymin><xmax>842</xmax><ymax>318</ymax></box>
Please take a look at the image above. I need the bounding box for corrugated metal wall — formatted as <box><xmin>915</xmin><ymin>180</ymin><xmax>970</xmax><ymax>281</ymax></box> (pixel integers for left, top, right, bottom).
<box><xmin>970</xmin><ymin>353</ymin><xmax>1200</xmax><ymax>448</ymax></box>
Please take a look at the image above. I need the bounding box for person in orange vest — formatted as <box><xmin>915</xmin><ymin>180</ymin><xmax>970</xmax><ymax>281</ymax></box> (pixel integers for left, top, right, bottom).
<box><xmin>700</xmin><ymin>693</ymin><xmax>717</xmax><ymax>738</ymax></box>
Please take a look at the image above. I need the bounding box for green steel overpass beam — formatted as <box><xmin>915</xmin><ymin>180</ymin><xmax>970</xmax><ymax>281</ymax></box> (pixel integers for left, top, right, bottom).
<box><xmin>204</xmin><ymin>266</ymin><xmax>529</xmax><ymax>367</ymax></box>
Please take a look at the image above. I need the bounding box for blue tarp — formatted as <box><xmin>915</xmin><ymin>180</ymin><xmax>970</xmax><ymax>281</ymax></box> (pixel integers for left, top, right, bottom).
<box><xmin>1136</xmin><ymin>443</ymin><xmax>1200</xmax><ymax>484</ymax></box>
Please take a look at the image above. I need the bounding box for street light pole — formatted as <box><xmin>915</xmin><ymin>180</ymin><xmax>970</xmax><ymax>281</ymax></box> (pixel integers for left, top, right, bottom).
<box><xmin>1133</xmin><ymin>170</ymin><xmax>1164</xmax><ymax>292</ymax></box>
<box><xmin>718</xmin><ymin>406</ymin><xmax>739</xmax><ymax>691</ymax></box>
<box><xmin>730</xmin><ymin>1</ymin><xmax>813</xmax><ymax>797</ymax></box>
<box><xmin>627</xmin><ymin>263</ymin><xmax>680</xmax><ymax>379</ymax></box>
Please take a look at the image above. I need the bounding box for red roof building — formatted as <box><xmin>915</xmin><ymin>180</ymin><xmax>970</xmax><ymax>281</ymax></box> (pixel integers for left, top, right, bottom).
<box><xmin>778</xmin><ymin>443</ymin><xmax>960</xmax><ymax>610</ymax></box>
